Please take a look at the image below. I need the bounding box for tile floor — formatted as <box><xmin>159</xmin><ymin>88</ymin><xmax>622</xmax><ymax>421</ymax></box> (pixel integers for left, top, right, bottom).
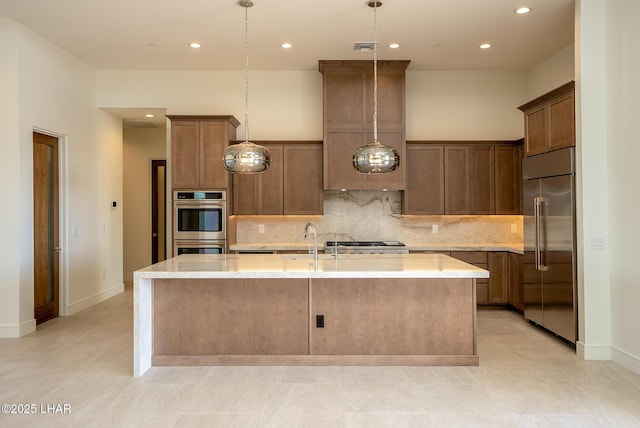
<box><xmin>1</xmin><ymin>285</ymin><xmax>640</xmax><ymax>428</ymax></box>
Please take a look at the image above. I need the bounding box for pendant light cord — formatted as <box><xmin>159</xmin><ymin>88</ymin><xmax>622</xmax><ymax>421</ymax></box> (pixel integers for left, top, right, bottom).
<box><xmin>373</xmin><ymin>0</ymin><xmax>378</xmax><ymax>143</ymax></box>
<box><xmin>244</xmin><ymin>4</ymin><xmax>250</xmax><ymax>144</ymax></box>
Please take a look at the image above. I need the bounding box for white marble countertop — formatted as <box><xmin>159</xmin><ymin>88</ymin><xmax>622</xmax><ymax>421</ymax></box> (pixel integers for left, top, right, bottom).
<box><xmin>229</xmin><ymin>242</ymin><xmax>524</xmax><ymax>255</ymax></box>
<box><xmin>134</xmin><ymin>253</ymin><xmax>489</xmax><ymax>279</ymax></box>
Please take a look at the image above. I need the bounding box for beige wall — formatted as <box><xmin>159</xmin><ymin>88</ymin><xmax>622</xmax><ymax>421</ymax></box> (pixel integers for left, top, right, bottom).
<box><xmin>0</xmin><ymin>21</ymin><xmax>124</xmax><ymax>337</ymax></box>
<box><xmin>527</xmin><ymin>43</ymin><xmax>575</xmax><ymax>100</ymax></box>
<box><xmin>97</xmin><ymin>69</ymin><xmax>529</xmax><ymax>141</ymax></box>
<box><xmin>603</xmin><ymin>0</ymin><xmax>640</xmax><ymax>372</ymax></box>
<box><xmin>123</xmin><ymin>127</ymin><xmax>167</xmax><ymax>281</ymax></box>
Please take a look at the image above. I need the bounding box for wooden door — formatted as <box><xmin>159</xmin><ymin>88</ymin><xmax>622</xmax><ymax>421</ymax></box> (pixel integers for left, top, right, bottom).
<box><xmin>151</xmin><ymin>160</ymin><xmax>167</xmax><ymax>264</ymax></box>
<box><xmin>33</xmin><ymin>132</ymin><xmax>59</xmax><ymax>324</ymax></box>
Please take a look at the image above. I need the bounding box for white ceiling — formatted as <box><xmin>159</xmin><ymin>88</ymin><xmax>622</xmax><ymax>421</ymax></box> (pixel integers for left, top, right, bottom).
<box><xmin>1</xmin><ymin>0</ymin><xmax>574</xmax><ymax>126</ymax></box>
<box><xmin>1</xmin><ymin>0</ymin><xmax>574</xmax><ymax>72</ymax></box>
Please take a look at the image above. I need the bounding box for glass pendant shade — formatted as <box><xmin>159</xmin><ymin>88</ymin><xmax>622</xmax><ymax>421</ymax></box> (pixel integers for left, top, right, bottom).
<box><xmin>221</xmin><ymin>0</ymin><xmax>270</xmax><ymax>174</ymax></box>
<box><xmin>352</xmin><ymin>140</ymin><xmax>399</xmax><ymax>174</ymax></box>
<box><xmin>223</xmin><ymin>141</ymin><xmax>270</xmax><ymax>174</ymax></box>
<box><xmin>352</xmin><ymin>0</ymin><xmax>399</xmax><ymax>175</ymax></box>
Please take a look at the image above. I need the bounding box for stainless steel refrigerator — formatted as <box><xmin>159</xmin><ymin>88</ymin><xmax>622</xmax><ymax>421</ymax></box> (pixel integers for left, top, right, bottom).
<box><xmin>523</xmin><ymin>147</ymin><xmax>577</xmax><ymax>343</ymax></box>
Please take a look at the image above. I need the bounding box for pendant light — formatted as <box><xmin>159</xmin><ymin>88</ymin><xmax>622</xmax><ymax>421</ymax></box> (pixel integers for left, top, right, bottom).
<box><xmin>222</xmin><ymin>0</ymin><xmax>271</xmax><ymax>174</ymax></box>
<box><xmin>352</xmin><ymin>0</ymin><xmax>399</xmax><ymax>174</ymax></box>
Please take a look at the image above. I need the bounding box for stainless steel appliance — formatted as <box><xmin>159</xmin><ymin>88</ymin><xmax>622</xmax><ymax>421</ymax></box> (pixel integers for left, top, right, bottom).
<box><xmin>324</xmin><ymin>241</ymin><xmax>408</xmax><ymax>255</ymax></box>
<box><xmin>523</xmin><ymin>147</ymin><xmax>577</xmax><ymax>343</ymax></box>
<box><xmin>173</xmin><ymin>240</ymin><xmax>225</xmax><ymax>256</ymax></box>
<box><xmin>173</xmin><ymin>190</ymin><xmax>226</xmax><ymax>256</ymax></box>
<box><xmin>173</xmin><ymin>191</ymin><xmax>226</xmax><ymax>241</ymax></box>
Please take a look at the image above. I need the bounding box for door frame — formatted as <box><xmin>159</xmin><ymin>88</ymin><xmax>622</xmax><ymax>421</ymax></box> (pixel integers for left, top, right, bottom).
<box><xmin>33</xmin><ymin>128</ymin><xmax>67</xmax><ymax>318</ymax></box>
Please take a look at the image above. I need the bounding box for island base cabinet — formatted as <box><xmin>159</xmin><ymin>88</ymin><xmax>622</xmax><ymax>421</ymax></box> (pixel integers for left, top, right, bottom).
<box><xmin>146</xmin><ymin>276</ymin><xmax>478</xmax><ymax>369</ymax></box>
<box><xmin>153</xmin><ymin>279</ymin><xmax>309</xmax><ymax>356</ymax></box>
<box><xmin>310</xmin><ymin>278</ymin><xmax>476</xmax><ymax>356</ymax></box>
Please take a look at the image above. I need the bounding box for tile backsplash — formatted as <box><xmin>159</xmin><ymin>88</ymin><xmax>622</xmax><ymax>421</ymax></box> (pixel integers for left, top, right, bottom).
<box><xmin>235</xmin><ymin>191</ymin><xmax>523</xmax><ymax>244</ymax></box>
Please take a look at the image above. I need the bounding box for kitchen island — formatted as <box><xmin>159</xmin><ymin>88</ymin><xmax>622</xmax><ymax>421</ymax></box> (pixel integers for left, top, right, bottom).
<box><xmin>133</xmin><ymin>253</ymin><xmax>488</xmax><ymax>377</ymax></box>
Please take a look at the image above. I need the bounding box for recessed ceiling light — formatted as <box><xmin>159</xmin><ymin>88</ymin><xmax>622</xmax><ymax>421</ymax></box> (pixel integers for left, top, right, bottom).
<box><xmin>479</xmin><ymin>43</ymin><xmax>492</xmax><ymax>49</ymax></box>
<box><xmin>515</xmin><ymin>7</ymin><xmax>531</xmax><ymax>14</ymax></box>
<box><xmin>388</xmin><ymin>43</ymin><xmax>401</xmax><ymax>49</ymax></box>
<box><xmin>281</xmin><ymin>43</ymin><xmax>293</xmax><ymax>49</ymax></box>
<box><xmin>189</xmin><ymin>42</ymin><xmax>201</xmax><ymax>49</ymax></box>
<box><xmin>145</xmin><ymin>114</ymin><xmax>155</xmax><ymax>118</ymax></box>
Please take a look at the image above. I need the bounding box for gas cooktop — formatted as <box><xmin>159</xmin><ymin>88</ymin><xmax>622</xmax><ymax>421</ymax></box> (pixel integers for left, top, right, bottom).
<box><xmin>324</xmin><ymin>241</ymin><xmax>408</xmax><ymax>254</ymax></box>
<box><xmin>324</xmin><ymin>241</ymin><xmax>406</xmax><ymax>247</ymax></box>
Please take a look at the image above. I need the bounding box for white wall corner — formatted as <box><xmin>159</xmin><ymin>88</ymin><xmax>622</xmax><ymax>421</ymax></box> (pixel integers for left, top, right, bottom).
<box><xmin>65</xmin><ymin>282</ymin><xmax>125</xmax><ymax>316</ymax></box>
<box><xmin>611</xmin><ymin>346</ymin><xmax>640</xmax><ymax>376</ymax></box>
<box><xmin>0</xmin><ymin>319</ymin><xmax>36</xmax><ymax>338</ymax></box>
<box><xmin>577</xmin><ymin>340</ymin><xmax>612</xmax><ymax>360</ymax></box>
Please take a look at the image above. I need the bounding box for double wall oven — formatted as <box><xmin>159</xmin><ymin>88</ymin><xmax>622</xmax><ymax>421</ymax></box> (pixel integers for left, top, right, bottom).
<box><xmin>173</xmin><ymin>190</ymin><xmax>226</xmax><ymax>255</ymax></box>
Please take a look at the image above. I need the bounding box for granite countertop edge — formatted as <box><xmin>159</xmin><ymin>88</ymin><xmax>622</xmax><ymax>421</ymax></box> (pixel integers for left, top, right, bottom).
<box><xmin>229</xmin><ymin>242</ymin><xmax>524</xmax><ymax>255</ymax></box>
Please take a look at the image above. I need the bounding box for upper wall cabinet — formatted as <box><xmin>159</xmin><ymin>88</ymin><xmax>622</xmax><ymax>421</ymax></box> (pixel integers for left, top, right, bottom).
<box><xmin>168</xmin><ymin>115</ymin><xmax>239</xmax><ymax>190</ymax></box>
<box><xmin>233</xmin><ymin>142</ymin><xmax>323</xmax><ymax>215</ymax></box>
<box><xmin>403</xmin><ymin>141</ymin><xmax>522</xmax><ymax>215</ymax></box>
<box><xmin>319</xmin><ymin>60</ymin><xmax>410</xmax><ymax>191</ymax></box>
<box><xmin>518</xmin><ymin>81</ymin><xmax>575</xmax><ymax>157</ymax></box>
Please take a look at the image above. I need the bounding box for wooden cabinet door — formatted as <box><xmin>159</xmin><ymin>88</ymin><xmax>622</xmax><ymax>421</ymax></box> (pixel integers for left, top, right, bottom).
<box><xmin>171</xmin><ymin>121</ymin><xmax>199</xmax><ymax>189</ymax></box>
<box><xmin>488</xmin><ymin>252</ymin><xmax>509</xmax><ymax>304</ymax></box>
<box><xmin>233</xmin><ymin>172</ymin><xmax>259</xmax><ymax>214</ymax></box>
<box><xmin>449</xmin><ymin>251</ymin><xmax>488</xmax><ymax>305</ymax></box>
<box><xmin>524</xmin><ymin>105</ymin><xmax>547</xmax><ymax>157</ymax></box>
<box><xmin>233</xmin><ymin>144</ymin><xmax>283</xmax><ymax>215</ymax></box>
<box><xmin>469</xmin><ymin>145</ymin><xmax>494</xmax><ymax>215</ymax></box>
<box><xmin>199</xmin><ymin>121</ymin><xmax>229</xmax><ymax>189</ymax></box>
<box><xmin>444</xmin><ymin>145</ymin><xmax>470</xmax><ymax>214</ymax></box>
<box><xmin>508</xmin><ymin>253</ymin><xmax>524</xmax><ymax>311</ymax></box>
<box><xmin>325</xmin><ymin>73</ymin><xmax>365</xmax><ymax>128</ymax></box>
<box><xmin>259</xmin><ymin>145</ymin><xmax>283</xmax><ymax>215</ymax></box>
<box><xmin>310</xmin><ymin>278</ymin><xmax>474</xmax><ymax>355</ymax></box>
<box><xmin>548</xmin><ymin>92</ymin><xmax>575</xmax><ymax>152</ymax></box>
<box><xmin>365</xmin><ymin>71</ymin><xmax>405</xmax><ymax>127</ymax></box>
<box><xmin>404</xmin><ymin>144</ymin><xmax>444</xmax><ymax>214</ymax></box>
<box><xmin>284</xmin><ymin>144</ymin><xmax>323</xmax><ymax>215</ymax></box>
<box><xmin>495</xmin><ymin>144</ymin><xmax>522</xmax><ymax>214</ymax></box>
<box><xmin>321</xmin><ymin>61</ymin><xmax>408</xmax><ymax>191</ymax></box>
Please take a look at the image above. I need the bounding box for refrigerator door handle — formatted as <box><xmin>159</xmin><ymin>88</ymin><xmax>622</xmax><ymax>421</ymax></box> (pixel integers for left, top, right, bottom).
<box><xmin>535</xmin><ymin>196</ymin><xmax>549</xmax><ymax>271</ymax></box>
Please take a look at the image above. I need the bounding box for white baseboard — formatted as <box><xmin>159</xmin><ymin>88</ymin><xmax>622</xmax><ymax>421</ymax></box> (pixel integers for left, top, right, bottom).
<box><xmin>65</xmin><ymin>282</ymin><xmax>125</xmax><ymax>316</ymax></box>
<box><xmin>576</xmin><ymin>341</ymin><xmax>612</xmax><ymax>360</ymax></box>
<box><xmin>611</xmin><ymin>346</ymin><xmax>640</xmax><ymax>376</ymax></box>
<box><xmin>0</xmin><ymin>319</ymin><xmax>37</xmax><ymax>338</ymax></box>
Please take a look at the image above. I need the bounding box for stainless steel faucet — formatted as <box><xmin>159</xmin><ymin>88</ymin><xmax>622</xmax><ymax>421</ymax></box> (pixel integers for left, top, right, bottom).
<box><xmin>303</xmin><ymin>222</ymin><xmax>318</xmax><ymax>270</ymax></box>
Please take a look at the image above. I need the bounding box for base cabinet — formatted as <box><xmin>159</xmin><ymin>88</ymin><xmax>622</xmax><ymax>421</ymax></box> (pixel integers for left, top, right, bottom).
<box><xmin>149</xmin><ymin>276</ymin><xmax>478</xmax><ymax>367</ymax></box>
<box><xmin>428</xmin><ymin>251</ymin><xmax>520</xmax><ymax>307</ymax></box>
<box><xmin>310</xmin><ymin>278</ymin><xmax>475</xmax><ymax>355</ymax></box>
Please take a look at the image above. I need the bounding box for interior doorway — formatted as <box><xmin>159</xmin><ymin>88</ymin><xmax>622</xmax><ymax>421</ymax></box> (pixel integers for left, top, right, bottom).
<box><xmin>33</xmin><ymin>131</ymin><xmax>60</xmax><ymax>324</ymax></box>
<box><xmin>151</xmin><ymin>160</ymin><xmax>167</xmax><ymax>264</ymax></box>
